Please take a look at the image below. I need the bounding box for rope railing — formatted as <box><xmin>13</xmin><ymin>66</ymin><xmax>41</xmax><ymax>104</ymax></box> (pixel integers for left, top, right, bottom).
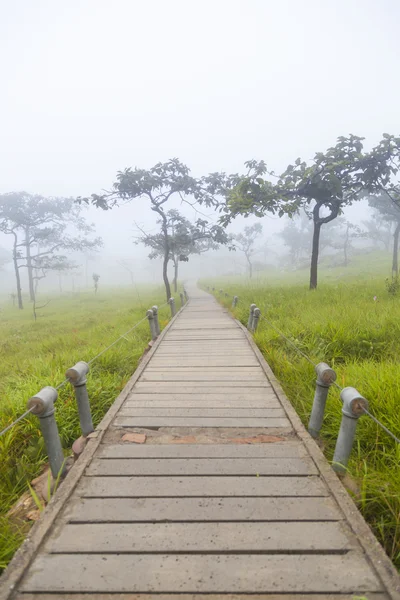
<box><xmin>209</xmin><ymin>286</ymin><xmax>400</xmax><ymax>474</ymax></box>
<box><xmin>0</xmin><ymin>293</ymin><xmax>188</xmax><ymax>478</ymax></box>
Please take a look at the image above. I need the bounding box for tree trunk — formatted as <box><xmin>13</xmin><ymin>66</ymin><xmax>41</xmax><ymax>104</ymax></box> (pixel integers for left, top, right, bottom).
<box><xmin>12</xmin><ymin>232</ymin><xmax>23</xmax><ymax>309</ymax></box>
<box><xmin>310</xmin><ymin>220</ymin><xmax>322</xmax><ymax>290</ymax></box>
<box><xmin>392</xmin><ymin>223</ymin><xmax>400</xmax><ymax>276</ymax></box>
<box><xmin>172</xmin><ymin>259</ymin><xmax>178</xmax><ymax>293</ymax></box>
<box><xmin>246</xmin><ymin>253</ymin><xmax>253</xmax><ymax>278</ymax></box>
<box><xmin>25</xmin><ymin>227</ymin><xmax>35</xmax><ymax>302</ymax></box>
<box><xmin>343</xmin><ymin>226</ymin><xmax>349</xmax><ymax>267</ymax></box>
<box><xmin>160</xmin><ymin>215</ymin><xmax>171</xmax><ymax>302</ymax></box>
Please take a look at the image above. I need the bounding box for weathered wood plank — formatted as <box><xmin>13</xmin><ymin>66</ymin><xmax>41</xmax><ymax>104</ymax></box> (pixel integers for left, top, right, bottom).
<box><xmin>134</xmin><ymin>383</ymin><xmax>272</xmax><ymax>391</ymax></box>
<box><xmin>114</xmin><ymin>416</ymin><xmax>291</xmax><ymax>428</ymax></box>
<box><xmin>149</xmin><ymin>360</ymin><xmax>260</xmax><ymax>367</ymax></box>
<box><xmin>14</xmin><ymin>594</ymin><xmax>390</xmax><ymax>600</ymax></box>
<box><xmin>118</xmin><ymin>408</ymin><xmax>286</xmax><ymax>418</ymax></box>
<box><xmin>98</xmin><ymin>443</ymin><xmax>305</xmax><ymax>458</ymax></box>
<box><xmin>123</xmin><ymin>398</ymin><xmax>281</xmax><ymax>408</ymax></box>
<box><xmin>139</xmin><ymin>373</ymin><xmax>267</xmax><ymax>382</ymax></box>
<box><xmin>86</xmin><ymin>457</ymin><xmax>317</xmax><ymax>476</ymax></box>
<box><xmin>77</xmin><ymin>476</ymin><xmax>328</xmax><ymax>497</ymax></box>
<box><xmin>65</xmin><ymin>496</ymin><xmax>341</xmax><ymax>523</ymax></box>
<box><xmin>21</xmin><ymin>554</ymin><xmax>382</xmax><ymax>593</ymax></box>
<box><xmin>48</xmin><ymin>521</ymin><xmax>350</xmax><ymax>553</ymax></box>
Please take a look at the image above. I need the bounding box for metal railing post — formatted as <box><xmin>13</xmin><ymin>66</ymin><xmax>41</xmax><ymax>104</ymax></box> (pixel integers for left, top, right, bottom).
<box><xmin>332</xmin><ymin>387</ymin><xmax>368</xmax><ymax>474</ymax></box>
<box><xmin>169</xmin><ymin>297</ymin><xmax>176</xmax><ymax>317</ymax></box>
<box><xmin>219</xmin><ymin>289</ymin><xmax>223</xmax><ymax>295</ymax></box>
<box><xmin>152</xmin><ymin>305</ymin><xmax>160</xmax><ymax>336</ymax></box>
<box><xmin>252</xmin><ymin>308</ymin><xmax>261</xmax><ymax>332</ymax></box>
<box><xmin>308</xmin><ymin>362</ymin><xmax>337</xmax><ymax>438</ymax></box>
<box><xmin>66</xmin><ymin>361</ymin><xmax>94</xmax><ymax>436</ymax></box>
<box><xmin>212</xmin><ymin>287</ymin><xmax>215</xmax><ymax>292</ymax></box>
<box><xmin>27</xmin><ymin>387</ymin><xmax>66</xmax><ymax>479</ymax></box>
<box><xmin>147</xmin><ymin>309</ymin><xmax>157</xmax><ymax>340</ymax></box>
<box><xmin>247</xmin><ymin>303</ymin><xmax>256</xmax><ymax>330</ymax></box>
<box><xmin>180</xmin><ymin>292</ymin><xmax>185</xmax><ymax>308</ymax></box>
<box><xmin>232</xmin><ymin>296</ymin><xmax>238</xmax><ymax>308</ymax></box>
<box><xmin>184</xmin><ymin>289</ymin><xmax>189</xmax><ymax>301</ymax></box>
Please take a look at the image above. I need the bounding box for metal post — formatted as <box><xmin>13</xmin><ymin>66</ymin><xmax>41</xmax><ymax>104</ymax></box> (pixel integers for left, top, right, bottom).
<box><xmin>169</xmin><ymin>297</ymin><xmax>176</xmax><ymax>317</ymax></box>
<box><xmin>332</xmin><ymin>387</ymin><xmax>368</xmax><ymax>474</ymax></box>
<box><xmin>219</xmin><ymin>289</ymin><xmax>223</xmax><ymax>295</ymax></box>
<box><xmin>152</xmin><ymin>305</ymin><xmax>160</xmax><ymax>336</ymax></box>
<box><xmin>180</xmin><ymin>292</ymin><xmax>185</xmax><ymax>308</ymax></box>
<box><xmin>247</xmin><ymin>303</ymin><xmax>256</xmax><ymax>330</ymax></box>
<box><xmin>252</xmin><ymin>308</ymin><xmax>261</xmax><ymax>332</ymax></box>
<box><xmin>308</xmin><ymin>363</ymin><xmax>337</xmax><ymax>438</ymax></box>
<box><xmin>147</xmin><ymin>309</ymin><xmax>157</xmax><ymax>340</ymax></box>
<box><xmin>212</xmin><ymin>287</ymin><xmax>215</xmax><ymax>291</ymax></box>
<box><xmin>66</xmin><ymin>361</ymin><xmax>94</xmax><ymax>436</ymax></box>
<box><xmin>184</xmin><ymin>289</ymin><xmax>189</xmax><ymax>301</ymax></box>
<box><xmin>27</xmin><ymin>387</ymin><xmax>66</xmax><ymax>479</ymax></box>
<box><xmin>232</xmin><ymin>296</ymin><xmax>238</xmax><ymax>308</ymax></box>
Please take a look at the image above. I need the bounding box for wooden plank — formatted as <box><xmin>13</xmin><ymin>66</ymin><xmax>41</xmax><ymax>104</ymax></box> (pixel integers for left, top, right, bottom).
<box><xmin>65</xmin><ymin>496</ymin><xmax>341</xmax><ymax>523</ymax></box>
<box><xmin>78</xmin><ymin>475</ymin><xmax>328</xmax><ymax>497</ymax></box>
<box><xmin>144</xmin><ymin>368</ymin><xmax>263</xmax><ymax>374</ymax></box>
<box><xmin>21</xmin><ymin>554</ymin><xmax>382</xmax><ymax>593</ymax></box>
<box><xmin>128</xmin><ymin>391</ymin><xmax>276</xmax><ymax>399</ymax></box>
<box><xmin>133</xmin><ymin>383</ymin><xmax>272</xmax><ymax>391</ymax></box>
<box><xmin>139</xmin><ymin>373</ymin><xmax>267</xmax><ymax>381</ymax></box>
<box><xmin>149</xmin><ymin>360</ymin><xmax>259</xmax><ymax>367</ymax></box>
<box><xmin>98</xmin><ymin>443</ymin><xmax>305</xmax><ymax>458</ymax></box>
<box><xmin>123</xmin><ymin>398</ymin><xmax>281</xmax><ymax>408</ymax></box>
<box><xmin>48</xmin><ymin>521</ymin><xmax>351</xmax><ymax>553</ymax></box>
<box><xmin>118</xmin><ymin>408</ymin><xmax>286</xmax><ymax>418</ymax></box>
<box><xmin>87</xmin><ymin>457</ymin><xmax>317</xmax><ymax>476</ymax></box>
<box><xmin>13</xmin><ymin>593</ymin><xmax>391</xmax><ymax>600</ymax></box>
<box><xmin>114</xmin><ymin>416</ymin><xmax>291</xmax><ymax>428</ymax></box>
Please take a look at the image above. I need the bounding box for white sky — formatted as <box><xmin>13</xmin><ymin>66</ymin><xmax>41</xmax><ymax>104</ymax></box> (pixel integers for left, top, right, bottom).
<box><xmin>1</xmin><ymin>0</ymin><xmax>399</xmax><ymax>255</ymax></box>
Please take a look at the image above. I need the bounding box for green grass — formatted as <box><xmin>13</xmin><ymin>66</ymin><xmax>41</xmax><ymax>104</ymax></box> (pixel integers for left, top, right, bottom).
<box><xmin>0</xmin><ymin>286</ymin><xmax>172</xmax><ymax>571</ymax></box>
<box><xmin>202</xmin><ymin>257</ymin><xmax>400</xmax><ymax>569</ymax></box>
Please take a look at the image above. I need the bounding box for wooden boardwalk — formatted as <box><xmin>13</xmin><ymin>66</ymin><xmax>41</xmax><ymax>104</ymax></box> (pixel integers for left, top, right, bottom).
<box><xmin>3</xmin><ymin>288</ymin><xmax>400</xmax><ymax>599</ymax></box>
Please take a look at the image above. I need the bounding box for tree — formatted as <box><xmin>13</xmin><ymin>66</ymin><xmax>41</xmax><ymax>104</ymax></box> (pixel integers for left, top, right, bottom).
<box><xmin>0</xmin><ymin>193</ymin><xmax>102</xmax><ymax>308</ymax></box>
<box><xmin>322</xmin><ymin>218</ymin><xmax>363</xmax><ymax>267</ymax></box>
<box><xmin>362</xmin><ymin>215</ymin><xmax>392</xmax><ymax>252</ymax></box>
<box><xmin>79</xmin><ymin>159</ymin><xmax>237</xmax><ymax>301</ymax></box>
<box><xmin>92</xmin><ymin>273</ymin><xmax>100</xmax><ymax>293</ymax></box>
<box><xmin>224</xmin><ymin>135</ymin><xmax>400</xmax><ymax>289</ymax></box>
<box><xmin>136</xmin><ymin>209</ymin><xmax>229</xmax><ymax>292</ymax></box>
<box><xmin>368</xmin><ymin>192</ymin><xmax>400</xmax><ymax>275</ymax></box>
<box><xmin>279</xmin><ymin>211</ymin><xmax>313</xmax><ymax>267</ymax></box>
<box><xmin>232</xmin><ymin>223</ymin><xmax>263</xmax><ymax>278</ymax></box>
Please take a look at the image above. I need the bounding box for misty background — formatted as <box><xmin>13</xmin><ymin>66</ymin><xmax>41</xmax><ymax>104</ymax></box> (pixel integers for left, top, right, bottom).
<box><xmin>1</xmin><ymin>0</ymin><xmax>399</xmax><ymax>293</ymax></box>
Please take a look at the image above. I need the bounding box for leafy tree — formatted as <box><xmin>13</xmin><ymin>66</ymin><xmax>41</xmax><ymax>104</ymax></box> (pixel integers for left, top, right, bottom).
<box><xmin>368</xmin><ymin>192</ymin><xmax>400</xmax><ymax>275</ymax></box>
<box><xmin>224</xmin><ymin>135</ymin><xmax>400</xmax><ymax>289</ymax></box>
<box><xmin>0</xmin><ymin>193</ymin><xmax>102</xmax><ymax>308</ymax></box>
<box><xmin>80</xmin><ymin>159</ymin><xmax>237</xmax><ymax>300</ymax></box>
<box><xmin>232</xmin><ymin>223</ymin><xmax>263</xmax><ymax>278</ymax></box>
<box><xmin>136</xmin><ymin>209</ymin><xmax>229</xmax><ymax>292</ymax></box>
<box><xmin>92</xmin><ymin>273</ymin><xmax>100</xmax><ymax>293</ymax></box>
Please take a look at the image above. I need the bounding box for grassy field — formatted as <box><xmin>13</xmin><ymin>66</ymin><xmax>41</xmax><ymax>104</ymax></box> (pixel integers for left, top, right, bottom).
<box><xmin>0</xmin><ymin>286</ymin><xmax>171</xmax><ymax>571</ymax></box>
<box><xmin>202</xmin><ymin>254</ymin><xmax>400</xmax><ymax>569</ymax></box>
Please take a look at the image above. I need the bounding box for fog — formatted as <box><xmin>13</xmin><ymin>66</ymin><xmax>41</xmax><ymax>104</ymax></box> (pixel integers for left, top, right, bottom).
<box><xmin>1</xmin><ymin>0</ymin><xmax>399</xmax><ymax>293</ymax></box>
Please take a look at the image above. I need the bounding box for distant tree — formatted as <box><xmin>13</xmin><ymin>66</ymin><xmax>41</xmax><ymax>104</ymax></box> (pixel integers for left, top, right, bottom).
<box><xmin>79</xmin><ymin>159</ymin><xmax>238</xmax><ymax>301</ymax></box>
<box><xmin>0</xmin><ymin>193</ymin><xmax>102</xmax><ymax>308</ymax></box>
<box><xmin>279</xmin><ymin>211</ymin><xmax>312</xmax><ymax>266</ymax></box>
<box><xmin>368</xmin><ymin>192</ymin><xmax>400</xmax><ymax>275</ymax></box>
<box><xmin>136</xmin><ymin>209</ymin><xmax>229</xmax><ymax>292</ymax></box>
<box><xmin>232</xmin><ymin>223</ymin><xmax>263</xmax><ymax>278</ymax></box>
<box><xmin>224</xmin><ymin>134</ymin><xmax>400</xmax><ymax>289</ymax></box>
<box><xmin>92</xmin><ymin>273</ymin><xmax>100</xmax><ymax>293</ymax></box>
<box><xmin>322</xmin><ymin>218</ymin><xmax>363</xmax><ymax>267</ymax></box>
<box><xmin>362</xmin><ymin>215</ymin><xmax>392</xmax><ymax>252</ymax></box>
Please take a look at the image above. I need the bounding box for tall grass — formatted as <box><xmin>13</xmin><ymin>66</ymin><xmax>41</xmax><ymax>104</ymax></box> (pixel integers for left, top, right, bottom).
<box><xmin>0</xmin><ymin>287</ymin><xmax>170</xmax><ymax>571</ymax></box>
<box><xmin>203</xmin><ymin>275</ymin><xmax>400</xmax><ymax>569</ymax></box>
